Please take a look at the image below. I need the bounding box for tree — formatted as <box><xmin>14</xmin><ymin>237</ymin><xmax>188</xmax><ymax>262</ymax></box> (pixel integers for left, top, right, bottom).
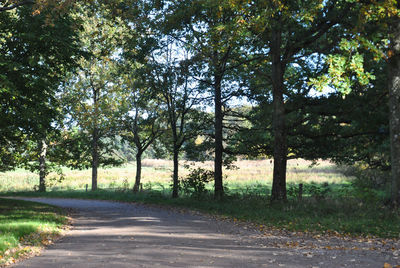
<box><xmin>61</xmin><ymin>6</ymin><xmax>125</xmax><ymax>190</ymax></box>
<box><xmin>310</xmin><ymin>1</ymin><xmax>400</xmax><ymax>205</ymax></box>
<box><xmin>147</xmin><ymin>41</ymin><xmax>205</xmax><ymax>198</ymax></box>
<box><xmin>387</xmin><ymin>8</ymin><xmax>400</xmax><ymax>205</ymax></box>
<box><xmin>21</xmin><ymin>129</ymin><xmax>69</xmax><ymax>192</ymax></box>
<box><xmin>164</xmin><ymin>0</ymin><xmax>248</xmax><ymax>198</ymax></box>
<box><xmin>0</xmin><ymin>0</ymin><xmax>37</xmax><ymax>11</ymax></box>
<box><xmin>235</xmin><ymin>0</ymin><xmax>359</xmax><ymax>201</ymax></box>
<box><xmin>119</xmin><ymin>63</ymin><xmax>165</xmax><ymax>193</ymax></box>
<box><xmin>234</xmin><ymin>65</ymin><xmax>389</xmax><ymax>171</ymax></box>
<box><xmin>0</xmin><ymin>0</ymin><xmax>86</xmax><ymax>12</ymax></box>
<box><xmin>0</xmin><ymin>4</ymin><xmax>81</xmax><ymax>172</ymax></box>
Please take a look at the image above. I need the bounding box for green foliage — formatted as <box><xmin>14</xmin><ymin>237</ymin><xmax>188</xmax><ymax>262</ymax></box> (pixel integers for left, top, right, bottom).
<box><xmin>0</xmin><ymin>5</ymin><xmax>82</xmax><ymax>171</ymax></box>
<box><xmin>0</xmin><ymin>0</ymin><xmax>395</xmax><ymax>205</ymax></box>
<box><xmin>286</xmin><ymin>184</ymin><xmax>302</xmax><ymax>200</ymax></box>
<box><xmin>55</xmin><ymin>129</ymin><xmax>124</xmax><ymax>170</ymax></box>
<box><xmin>60</xmin><ymin>5</ymin><xmax>128</xmax><ymax>173</ymax></box>
<box><xmin>342</xmin><ymin>165</ymin><xmax>391</xmax><ymax>203</ymax></box>
<box><xmin>181</xmin><ymin>167</ymin><xmax>214</xmax><ymax>198</ymax></box>
<box><xmin>346</xmin><ymin>165</ymin><xmax>390</xmax><ymax>189</ymax></box>
<box><xmin>304</xmin><ymin>182</ymin><xmax>331</xmax><ymax>200</ymax></box>
<box><xmin>287</xmin><ymin>183</ymin><xmax>331</xmax><ymax>200</ymax></box>
<box><xmin>115</xmin><ymin>178</ymin><xmax>130</xmax><ymax>192</ymax></box>
<box><xmin>118</xmin><ymin>60</ymin><xmax>165</xmax><ymax>160</ymax></box>
<box><xmin>310</xmin><ymin>39</ymin><xmax>376</xmax><ymax>94</ymax></box>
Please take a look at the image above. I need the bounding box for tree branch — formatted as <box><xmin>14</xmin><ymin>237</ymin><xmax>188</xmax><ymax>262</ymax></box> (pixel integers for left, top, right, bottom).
<box><xmin>0</xmin><ymin>0</ymin><xmax>34</xmax><ymax>11</ymax></box>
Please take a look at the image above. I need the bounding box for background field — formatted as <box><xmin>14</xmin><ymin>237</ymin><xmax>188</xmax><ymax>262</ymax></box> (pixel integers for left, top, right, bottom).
<box><xmin>0</xmin><ymin>159</ymin><xmax>350</xmax><ymax>193</ymax></box>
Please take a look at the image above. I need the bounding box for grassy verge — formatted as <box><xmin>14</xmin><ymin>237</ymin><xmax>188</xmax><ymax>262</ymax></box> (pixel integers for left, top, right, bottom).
<box><xmin>4</xmin><ymin>188</ymin><xmax>400</xmax><ymax>239</ymax></box>
<box><xmin>0</xmin><ymin>198</ymin><xmax>68</xmax><ymax>266</ymax></box>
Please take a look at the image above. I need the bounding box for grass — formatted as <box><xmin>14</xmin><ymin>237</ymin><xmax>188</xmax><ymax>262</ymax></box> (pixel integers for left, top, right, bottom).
<box><xmin>1</xmin><ymin>159</ymin><xmax>399</xmax><ymax>239</ymax></box>
<box><xmin>0</xmin><ymin>198</ymin><xmax>68</xmax><ymax>265</ymax></box>
<box><xmin>0</xmin><ymin>159</ymin><xmax>349</xmax><ymax>192</ymax></box>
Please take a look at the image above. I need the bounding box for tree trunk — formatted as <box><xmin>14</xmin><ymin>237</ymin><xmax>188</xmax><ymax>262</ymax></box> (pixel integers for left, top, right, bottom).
<box><xmin>270</xmin><ymin>29</ymin><xmax>287</xmax><ymax>201</ymax></box>
<box><xmin>133</xmin><ymin>152</ymin><xmax>142</xmax><ymax>192</ymax></box>
<box><xmin>389</xmin><ymin>16</ymin><xmax>400</xmax><ymax>206</ymax></box>
<box><xmin>172</xmin><ymin>146</ymin><xmax>179</xmax><ymax>198</ymax></box>
<box><xmin>38</xmin><ymin>139</ymin><xmax>47</xmax><ymax>192</ymax></box>
<box><xmin>91</xmin><ymin>127</ymin><xmax>99</xmax><ymax>191</ymax></box>
<box><xmin>214</xmin><ymin>76</ymin><xmax>224</xmax><ymax>199</ymax></box>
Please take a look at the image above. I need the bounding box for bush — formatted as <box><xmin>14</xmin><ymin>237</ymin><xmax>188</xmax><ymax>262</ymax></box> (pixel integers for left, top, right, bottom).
<box><xmin>342</xmin><ymin>164</ymin><xmax>390</xmax><ymax>189</ymax></box>
<box><xmin>341</xmin><ymin>165</ymin><xmax>390</xmax><ymax>203</ymax></box>
<box><xmin>287</xmin><ymin>183</ymin><xmax>302</xmax><ymax>200</ymax></box>
<box><xmin>304</xmin><ymin>182</ymin><xmax>331</xmax><ymax>200</ymax></box>
<box><xmin>181</xmin><ymin>167</ymin><xmax>213</xmax><ymax>198</ymax></box>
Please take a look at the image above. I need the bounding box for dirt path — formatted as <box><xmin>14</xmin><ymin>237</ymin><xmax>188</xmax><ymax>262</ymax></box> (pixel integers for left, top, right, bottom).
<box><xmin>9</xmin><ymin>197</ymin><xmax>399</xmax><ymax>268</ymax></box>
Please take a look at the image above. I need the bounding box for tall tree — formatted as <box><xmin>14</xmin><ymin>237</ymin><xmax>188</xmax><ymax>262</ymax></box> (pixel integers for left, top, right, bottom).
<box><xmin>62</xmin><ymin>6</ymin><xmax>125</xmax><ymax>190</ymax></box>
<box><xmin>164</xmin><ymin>0</ymin><xmax>247</xmax><ymax>198</ymax></box>
<box><xmin>147</xmin><ymin>41</ymin><xmax>204</xmax><ymax>198</ymax></box>
<box><xmin>21</xmin><ymin>128</ymin><xmax>69</xmax><ymax>192</ymax></box>
<box><xmin>238</xmin><ymin>0</ymin><xmax>358</xmax><ymax>201</ymax></box>
<box><xmin>310</xmin><ymin>1</ymin><xmax>400</xmax><ymax>205</ymax></box>
<box><xmin>233</xmin><ymin>59</ymin><xmax>389</xmax><ymax>173</ymax></box>
<box><xmin>0</xmin><ymin>3</ymin><xmax>81</xmax><ymax>171</ymax></box>
<box><xmin>119</xmin><ymin>63</ymin><xmax>164</xmax><ymax>193</ymax></box>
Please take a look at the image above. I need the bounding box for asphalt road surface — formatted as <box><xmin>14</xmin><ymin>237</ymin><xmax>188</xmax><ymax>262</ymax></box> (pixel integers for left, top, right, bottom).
<box><xmin>8</xmin><ymin>197</ymin><xmax>399</xmax><ymax>268</ymax></box>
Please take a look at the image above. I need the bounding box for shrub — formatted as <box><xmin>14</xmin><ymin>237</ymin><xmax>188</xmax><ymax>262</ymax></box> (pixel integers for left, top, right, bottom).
<box><xmin>181</xmin><ymin>167</ymin><xmax>213</xmax><ymax>198</ymax></box>
<box><xmin>342</xmin><ymin>164</ymin><xmax>390</xmax><ymax>189</ymax></box>
<box><xmin>304</xmin><ymin>182</ymin><xmax>331</xmax><ymax>200</ymax></box>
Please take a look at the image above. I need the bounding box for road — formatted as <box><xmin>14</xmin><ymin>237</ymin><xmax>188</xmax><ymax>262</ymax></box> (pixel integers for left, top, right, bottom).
<box><xmin>9</xmin><ymin>197</ymin><xmax>399</xmax><ymax>268</ymax></box>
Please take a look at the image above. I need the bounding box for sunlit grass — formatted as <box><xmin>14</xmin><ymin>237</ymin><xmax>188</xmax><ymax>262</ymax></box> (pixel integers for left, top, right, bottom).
<box><xmin>0</xmin><ymin>159</ymin><xmax>351</xmax><ymax>192</ymax></box>
<box><xmin>0</xmin><ymin>198</ymin><xmax>67</xmax><ymax>265</ymax></box>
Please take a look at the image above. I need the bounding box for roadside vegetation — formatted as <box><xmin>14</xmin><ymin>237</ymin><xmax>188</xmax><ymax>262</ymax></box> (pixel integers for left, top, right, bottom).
<box><xmin>2</xmin><ymin>159</ymin><xmax>399</xmax><ymax>239</ymax></box>
<box><xmin>0</xmin><ymin>198</ymin><xmax>68</xmax><ymax>266</ymax></box>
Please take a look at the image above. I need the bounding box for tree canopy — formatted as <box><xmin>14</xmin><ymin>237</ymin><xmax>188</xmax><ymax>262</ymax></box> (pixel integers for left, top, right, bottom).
<box><xmin>1</xmin><ymin>0</ymin><xmax>398</xmax><ymax>205</ymax></box>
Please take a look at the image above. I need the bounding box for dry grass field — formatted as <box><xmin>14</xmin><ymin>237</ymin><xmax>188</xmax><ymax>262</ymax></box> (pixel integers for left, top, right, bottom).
<box><xmin>0</xmin><ymin>159</ymin><xmax>350</xmax><ymax>192</ymax></box>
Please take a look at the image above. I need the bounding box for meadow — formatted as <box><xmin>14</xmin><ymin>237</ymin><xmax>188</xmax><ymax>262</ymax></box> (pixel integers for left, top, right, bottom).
<box><xmin>0</xmin><ymin>159</ymin><xmax>350</xmax><ymax>193</ymax></box>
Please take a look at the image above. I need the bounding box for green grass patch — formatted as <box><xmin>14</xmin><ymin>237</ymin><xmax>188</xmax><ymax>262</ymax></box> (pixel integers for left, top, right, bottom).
<box><xmin>0</xmin><ymin>198</ymin><xmax>68</xmax><ymax>265</ymax></box>
<box><xmin>4</xmin><ymin>185</ymin><xmax>399</xmax><ymax>239</ymax></box>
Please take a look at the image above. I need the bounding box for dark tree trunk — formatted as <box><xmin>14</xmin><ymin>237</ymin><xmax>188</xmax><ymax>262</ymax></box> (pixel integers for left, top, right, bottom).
<box><xmin>172</xmin><ymin>146</ymin><xmax>179</xmax><ymax>198</ymax></box>
<box><xmin>91</xmin><ymin>127</ymin><xmax>99</xmax><ymax>191</ymax></box>
<box><xmin>389</xmin><ymin>16</ymin><xmax>400</xmax><ymax>206</ymax></box>
<box><xmin>38</xmin><ymin>139</ymin><xmax>47</xmax><ymax>192</ymax></box>
<box><xmin>214</xmin><ymin>76</ymin><xmax>224</xmax><ymax>199</ymax></box>
<box><xmin>133</xmin><ymin>152</ymin><xmax>142</xmax><ymax>192</ymax></box>
<box><xmin>270</xmin><ymin>29</ymin><xmax>287</xmax><ymax>201</ymax></box>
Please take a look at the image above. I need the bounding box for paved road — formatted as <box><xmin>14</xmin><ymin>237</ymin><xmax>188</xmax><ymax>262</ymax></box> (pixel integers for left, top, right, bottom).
<box><xmin>8</xmin><ymin>197</ymin><xmax>399</xmax><ymax>268</ymax></box>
